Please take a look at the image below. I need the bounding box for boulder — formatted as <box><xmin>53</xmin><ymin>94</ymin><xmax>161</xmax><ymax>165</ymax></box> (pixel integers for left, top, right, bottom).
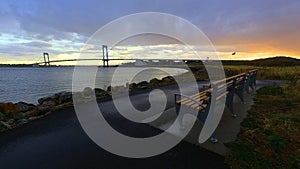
<box><xmin>58</xmin><ymin>92</ymin><xmax>72</xmax><ymax>104</ymax></box>
<box><xmin>41</xmin><ymin>100</ymin><xmax>56</xmax><ymax>107</ymax></box>
<box><xmin>25</xmin><ymin>108</ymin><xmax>39</xmax><ymax>117</ymax></box>
<box><xmin>28</xmin><ymin>116</ymin><xmax>39</xmax><ymax>121</ymax></box>
<box><xmin>14</xmin><ymin>112</ymin><xmax>26</xmax><ymax>120</ymax></box>
<box><xmin>137</xmin><ymin>81</ymin><xmax>149</xmax><ymax>89</ymax></box>
<box><xmin>94</xmin><ymin>88</ymin><xmax>109</xmax><ymax>98</ymax></box>
<box><xmin>95</xmin><ymin>88</ymin><xmax>106</xmax><ymax>93</ymax></box>
<box><xmin>72</xmin><ymin>92</ymin><xmax>85</xmax><ymax>104</ymax></box>
<box><xmin>38</xmin><ymin>97</ymin><xmax>47</xmax><ymax>105</ymax></box>
<box><xmin>37</xmin><ymin>100</ymin><xmax>56</xmax><ymax>115</ymax></box>
<box><xmin>149</xmin><ymin>78</ymin><xmax>161</xmax><ymax>87</ymax></box>
<box><xmin>16</xmin><ymin>119</ymin><xmax>28</xmax><ymax>126</ymax></box>
<box><xmin>0</xmin><ymin>121</ymin><xmax>11</xmax><ymax>129</ymax></box>
<box><xmin>52</xmin><ymin>102</ymin><xmax>73</xmax><ymax>111</ymax></box>
<box><xmin>0</xmin><ymin>102</ymin><xmax>19</xmax><ymax>114</ymax></box>
<box><xmin>112</xmin><ymin>85</ymin><xmax>126</xmax><ymax>93</ymax></box>
<box><xmin>44</xmin><ymin>111</ymin><xmax>52</xmax><ymax>116</ymax></box>
<box><xmin>6</xmin><ymin>118</ymin><xmax>15</xmax><ymax>125</ymax></box>
<box><xmin>129</xmin><ymin>83</ymin><xmax>138</xmax><ymax>91</ymax></box>
<box><xmin>38</xmin><ymin>95</ymin><xmax>58</xmax><ymax>105</ymax></box>
<box><xmin>73</xmin><ymin>90</ymin><xmax>93</xmax><ymax>104</ymax></box>
<box><xmin>162</xmin><ymin>76</ymin><xmax>175</xmax><ymax>83</ymax></box>
<box><xmin>82</xmin><ymin>87</ymin><xmax>93</xmax><ymax>97</ymax></box>
<box><xmin>15</xmin><ymin>102</ymin><xmax>35</xmax><ymax>112</ymax></box>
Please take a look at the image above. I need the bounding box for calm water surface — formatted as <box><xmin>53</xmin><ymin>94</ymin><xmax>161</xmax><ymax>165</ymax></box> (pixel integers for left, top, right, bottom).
<box><xmin>0</xmin><ymin>67</ymin><xmax>187</xmax><ymax>104</ymax></box>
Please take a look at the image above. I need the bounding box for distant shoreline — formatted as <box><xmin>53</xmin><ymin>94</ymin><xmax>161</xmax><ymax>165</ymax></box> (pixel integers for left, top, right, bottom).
<box><xmin>1</xmin><ymin>56</ymin><xmax>300</xmax><ymax>67</ymax></box>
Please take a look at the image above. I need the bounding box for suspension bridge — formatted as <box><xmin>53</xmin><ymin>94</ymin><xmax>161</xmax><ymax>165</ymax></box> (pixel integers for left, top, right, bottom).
<box><xmin>39</xmin><ymin>45</ymin><xmax>136</xmax><ymax>67</ymax></box>
<box><xmin>37</xmin><ymin>45</ymin><xmax>193</xmax><ymax>67</ymax></box>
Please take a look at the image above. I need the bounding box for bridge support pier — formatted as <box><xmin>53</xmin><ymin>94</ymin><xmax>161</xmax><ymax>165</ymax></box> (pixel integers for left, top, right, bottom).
<box><xmin>102</xmin><ymin>45</ymin><xmax>109</xmax><ymax>67</ymax></box>
<box><xmin>43</xmin><ymin>52</ymin><xmax>50</xmax><ymax>66</ymax></box>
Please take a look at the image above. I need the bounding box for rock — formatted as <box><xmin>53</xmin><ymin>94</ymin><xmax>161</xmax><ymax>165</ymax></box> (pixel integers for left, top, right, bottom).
<box><xmin>28</xmin><ymin>116</ymin><xmax>39</xmax><ymax>121</ymax></box>
<box><xmin>14</xmin><ymin>112</ymin><xmax>26</xmax><ymax>120</ymax></box>
<box><xmin>72</xmin><ymin>92</ymin><xmax>84</xmax><ymax>104</ymax></box>
<box><xmin>44</xmin><ymin>111</ymin><xmax>52</xmax><ymax>116</ymax></box>
<box><xmin>0</xmin><ymin>121</ymin><xmax>12</xmax><ymax>129</ymax></box>
<box><xmin>58</xmin><ymin>92</ymin><xmax>72</xmax><ymax>104</ymax></box>
<box><xmin>137</xmin><ymin>81</ymin><xmax>148</xmax><ymax>89</ymax></box>
<box><xmin>15</xmin><ymin>102</ymin><xmax>35</xmax><ymax>112</ymax></box>
<box><xmin>6</xmin><ymin>118</ymin><xmax>15</xmax><ymax>125</ymax></box>
<box><xmin>16</xmin><ymin>119</ymin><xmax>28</xmax><ymax>126</ymax></box>
<box><xmin>95</xmin><ymin>88</ymin><xmax>106</xmax><ymax>93</ymax></box>
<box><xmin>82</xmin><ymin>87</ymin><xmax>93</xmax><ymax>97</ymax></box>
<box><xmin>107</xmin><ymin>86</ymin><xmax>112</xmax><ymax>92</ymax></box>
<box><xmin>94</xmin><ymin>88</ymin><xmax>109</xmax><ymax>98</ymax></box>
<box><xmin>73</xmin><ymin>91</ymin><xmax>93</xmax><ymax>104</ymax></box>
<box><xmin>38</xmin><ymin>95</ymin><xmax>58</xmax><ymax>105</ymax></box>
<box><xmin>112</xmin><ymin>85</ymin><xmax>126</xmax><ymax>93</ymax></box>
<box><xmin>52</xmin><ymin>102</ymin><xmax>72</xmax><ymax>111</ymax></box>
<box><xmin>0</xmin><ymin>102</ymin><xmax>19</xmax><ymax>114</ymax></box>
<box><xmin>42</xmin><ymin>100</ymin><xmax>56</xmax><ymax>107</ymax></box>
<box><xmin>162</xmin><ymin>76</ymin><xmax>175</xmax><ymax>83</ymax></box>
<box><xmin>149</xmin><ymin>78</ymin><xmax>161</xmax><ymax>87</ymax></box>
<box><xmin>28</xmin><ymin>115</ymin><xmax>44</xmax><ymax>121</ymax></box>
<box><xmin>37</xmin><ymin>100</ymin><xmax>56</xmax><ymax>115</ymax></box>
<box><xmin>140</xmin><ymin>85</ymin><xmax>148</xmax><ymax>89</ymax></box>
<box><xmin>38</xmin><ymin>97</ymin><xmax>47</xmax><ymax>105</ymax></box>
<box><xmin>25</xmin><ymin>109</ymin><xmax>39</xmax><ymax>117</ymax></box>
<box><xmin>129</xmin><ymin>83</ymin><xmax>138</xmax><ymax>91</ymax></box>
<box><xmin>37</xmin><ymin>106</ymin><xmax>50</xmax><ymax>114</ymax></box>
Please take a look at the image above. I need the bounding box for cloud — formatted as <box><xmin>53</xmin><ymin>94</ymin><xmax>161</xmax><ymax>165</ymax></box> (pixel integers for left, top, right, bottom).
<box><xmin>0</xmin><ymin>0</ymin><xmax>300</xmax><ymax>63</ymax></box>
<box><xmin>23</xmin><ymin>41</ymin><xmax>52</xmax><ymax>48</ymax></box>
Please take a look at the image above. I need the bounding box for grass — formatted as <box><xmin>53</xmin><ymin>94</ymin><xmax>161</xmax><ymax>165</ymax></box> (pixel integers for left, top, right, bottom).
<box><xmin>225</xmin><ymin>82</ymin><xmax>300</xmax><ymax>169</ymax></box>
<box><xmin>223</xmin><ymin>66</ymin><xmax>300</xmax><ymax>82</ymax></box>
<box><xmin>188</xmin><ymin>63</ymin><xmax>300</xmax><ymax>82</ymax></box>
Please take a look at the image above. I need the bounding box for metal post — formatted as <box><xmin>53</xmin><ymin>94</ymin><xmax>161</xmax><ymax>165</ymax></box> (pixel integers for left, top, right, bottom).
<box><xmin>105</xmin><ymin>46</ymin><xmax>108</xmax><ymax>67</ymax></box>
<box><xmin>244</xmin><ymin>73</ymin><xmax>251</xmax><ymax>94</ymax></box>
<box><xmin>102</xmin><ymin>45</ymin><xmax>109</xmax><ymax>67</ymax></box>
<box><xmin>226</xmin><ymin>79</ymin><xmax>236</xmax><ymax>116</ymax></box>
<box><xmin>47</xmin><ymin>53</ymin><xmax>50</xmax><ymax>66</ymax></box>
<box><xmin>174</xmin><ymin>94</ymin><xmax>184</xmax><ymax>129</ymax></box>
<box><xmin>236</xmin><ymin>76</ymin><xmax>245</xmax><ymax>103</ymax></box>
<box><xmin>43</xmin><ymin>52</ymin><xmax>50</xmax><ymax>66</ymax></box>
<box><xmin>43</xmin><ymin>53</ymin><xmax>47</xmax><ymax>66</ymax></box>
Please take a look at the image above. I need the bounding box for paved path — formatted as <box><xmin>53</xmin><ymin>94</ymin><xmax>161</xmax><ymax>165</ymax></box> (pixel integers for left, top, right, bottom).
<box><xmin>0</xmin><ymin>80</ymin><xmax>282</xmax><ymax>168</ymax></box>
<box><xmin>0</xmin><ymin>81</ymin><xmax>227</xmax><ymax>169</ymax></box>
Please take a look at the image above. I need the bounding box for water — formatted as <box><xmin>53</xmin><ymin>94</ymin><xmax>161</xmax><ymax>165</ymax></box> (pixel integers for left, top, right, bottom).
<box><xmin>0</xmin><ymin>67</ymin><xmax>187</xmax><ymax>104</ymax></box>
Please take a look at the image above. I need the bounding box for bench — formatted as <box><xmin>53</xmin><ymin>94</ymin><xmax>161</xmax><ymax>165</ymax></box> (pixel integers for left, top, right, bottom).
<box><xmin>174</xmin><ymin>69</ymin><xmax>258</xmax><ymax>143</ymax></box>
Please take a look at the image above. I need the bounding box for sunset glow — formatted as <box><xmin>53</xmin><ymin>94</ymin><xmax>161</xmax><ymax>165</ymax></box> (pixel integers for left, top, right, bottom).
<box><xmin>0</xmin><ymin>0</ymin><xmax>299</xmax><ymax>65</ymax></box>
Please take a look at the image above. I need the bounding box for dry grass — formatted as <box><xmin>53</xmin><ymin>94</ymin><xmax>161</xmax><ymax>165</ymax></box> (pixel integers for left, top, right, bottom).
<box><xmin>224</xmin><ymin>66</ymin><xmax>300</xmax><ymax>82</ymax></box>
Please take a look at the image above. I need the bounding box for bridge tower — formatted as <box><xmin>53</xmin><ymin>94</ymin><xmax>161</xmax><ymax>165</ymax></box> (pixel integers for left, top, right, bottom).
<box><xmin>102</xmin><ymin>45</ymin><xmax>109</xmax><ymax>67</ymax></box>
<box><xmin>43</xmin><ymin>52</ymin><xmax>50</xmax><ymax>66</ymax></box>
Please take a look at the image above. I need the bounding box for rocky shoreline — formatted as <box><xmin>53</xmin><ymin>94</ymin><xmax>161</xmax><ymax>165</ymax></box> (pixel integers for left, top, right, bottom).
<box><xmin>0</xmin><ymin>64</ymin><xmax>211</xmax><ymax>133</ymax></box>
<box><xmin>0</xmin><ymin>75</ymin><xmax>184</xmax><ymax>133</ymax></box>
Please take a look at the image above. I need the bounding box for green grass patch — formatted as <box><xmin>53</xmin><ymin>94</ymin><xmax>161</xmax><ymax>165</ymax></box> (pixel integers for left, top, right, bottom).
<box><xmin>225</xmin><ymin>83</ymin><xmax>300</xmax><ymax>169</ymax></box>
<box><xmin>257</xmin><ymin>86</ymin><xmax>284</xmax><ymax>96</ymax></box>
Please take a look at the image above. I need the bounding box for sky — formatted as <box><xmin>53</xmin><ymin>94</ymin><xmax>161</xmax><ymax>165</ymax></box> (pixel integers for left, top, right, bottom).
<box><xmin>0</xmin><ymin>0</ymin><xmax>299</xmax><ymax>64</ymax></box>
